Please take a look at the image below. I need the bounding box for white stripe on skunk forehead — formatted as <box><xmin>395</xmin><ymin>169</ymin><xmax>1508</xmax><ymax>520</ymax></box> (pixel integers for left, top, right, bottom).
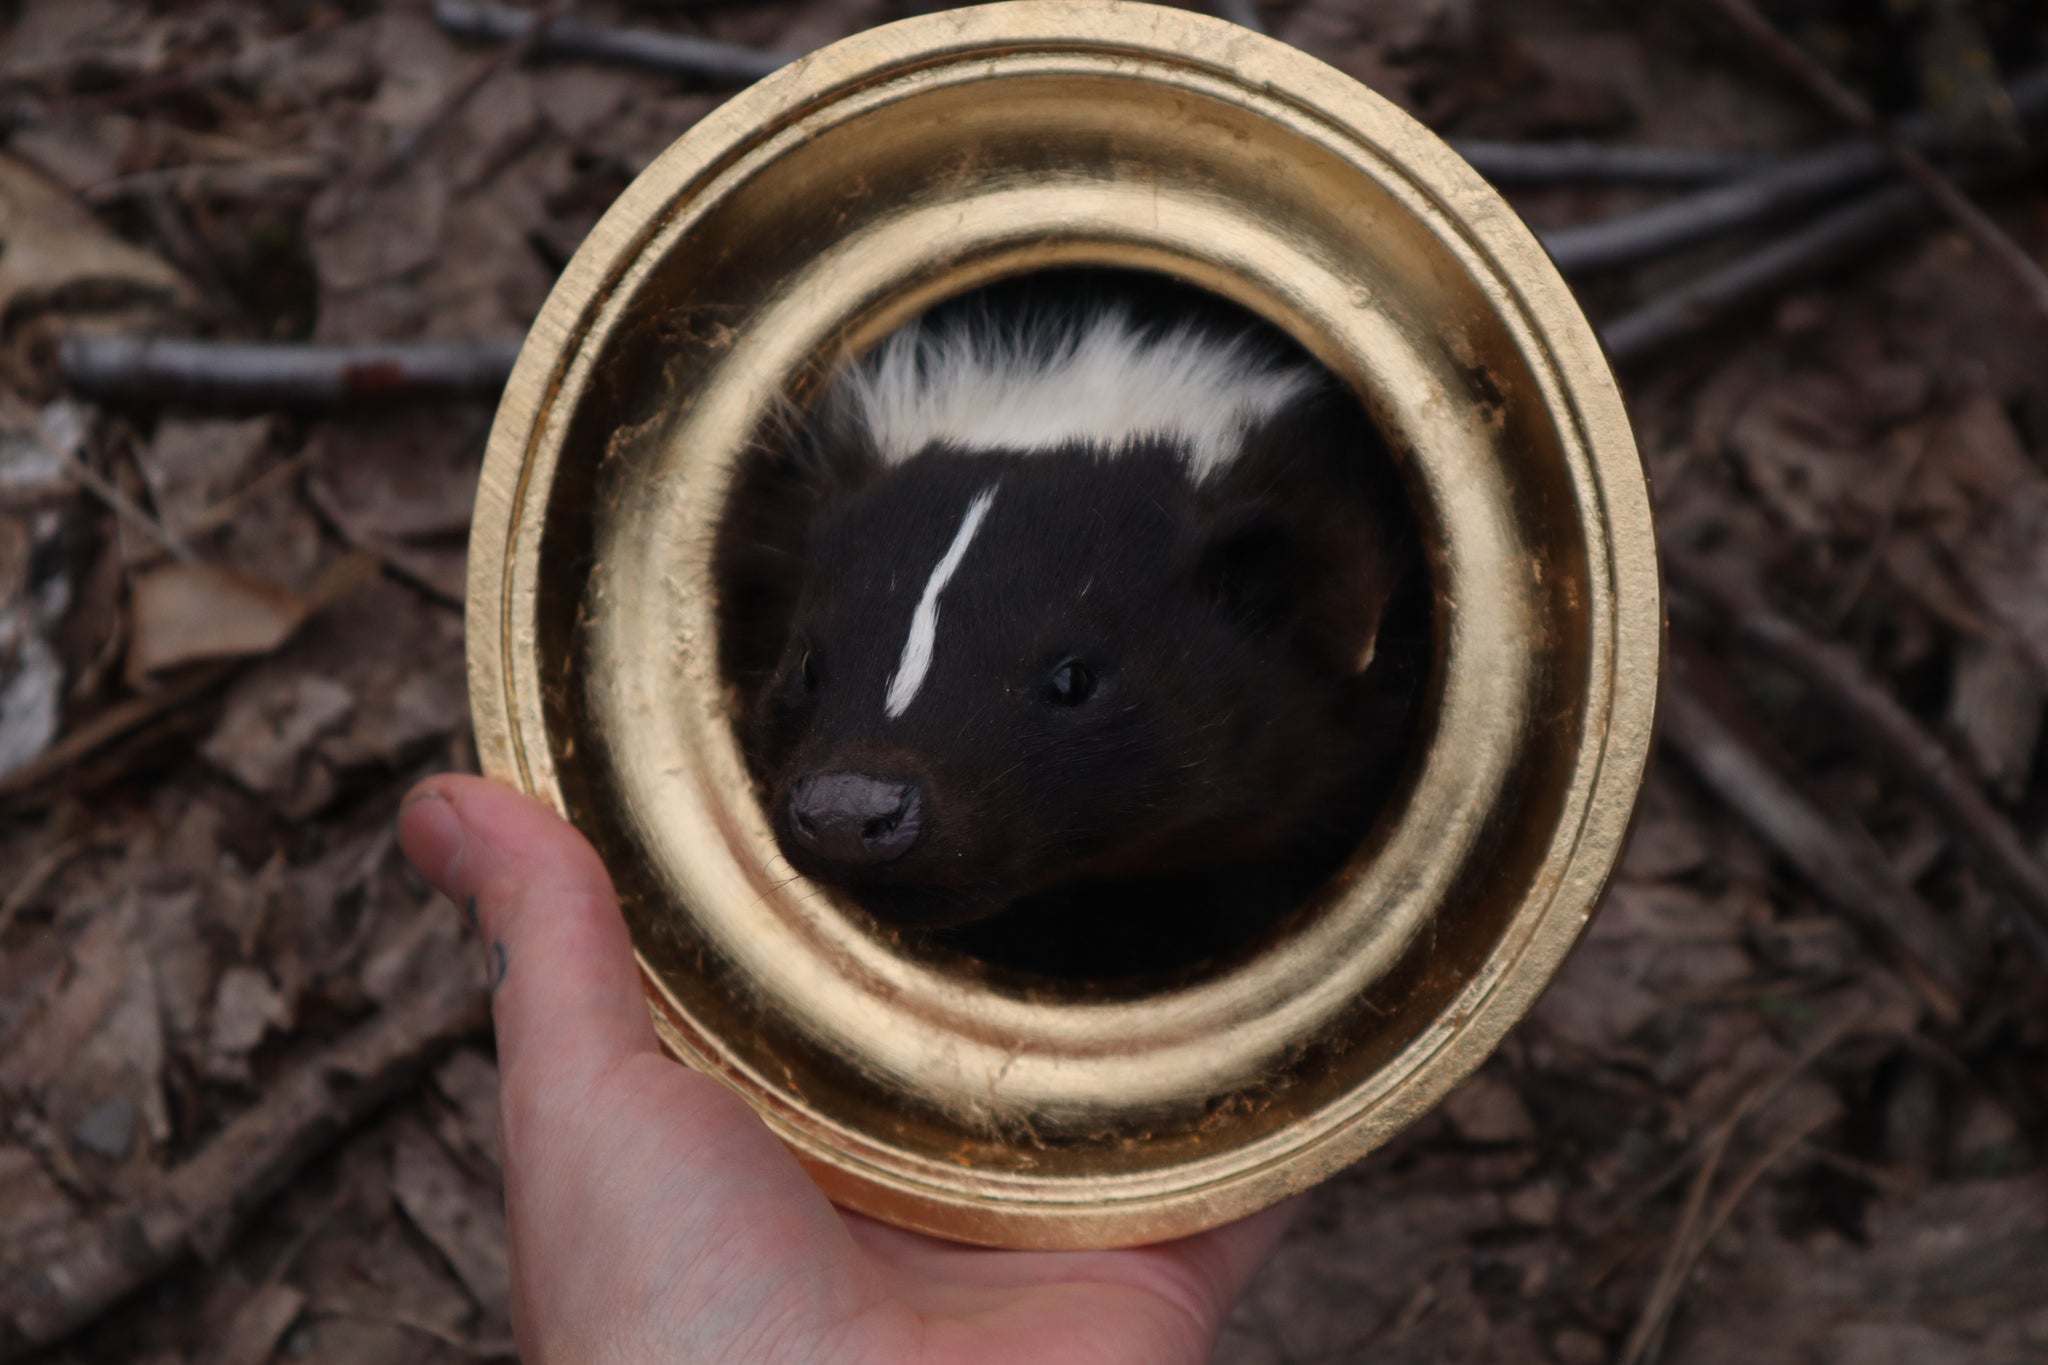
<box><xmin>840</xmin><ymin>306</ymin><xmax>1317</xmax><ymax>481</ymax></box>
<box><xmin>884</xmin><ymin>484</ymin><xmax>999</xmax><ymax>720</ymax></box>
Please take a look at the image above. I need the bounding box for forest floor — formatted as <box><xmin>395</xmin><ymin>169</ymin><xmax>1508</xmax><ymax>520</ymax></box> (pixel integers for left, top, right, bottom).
<box><xmin>2</xmin><ymin>1</ymin><xmax>2047</xmax><ymax>1362</ymax></box>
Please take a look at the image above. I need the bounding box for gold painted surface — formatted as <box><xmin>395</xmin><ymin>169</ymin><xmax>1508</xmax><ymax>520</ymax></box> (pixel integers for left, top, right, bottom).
<box><xmin>467</xmin><ymin>1</ymin><xmax>1661</xmax><ymax>1249</ymax></box>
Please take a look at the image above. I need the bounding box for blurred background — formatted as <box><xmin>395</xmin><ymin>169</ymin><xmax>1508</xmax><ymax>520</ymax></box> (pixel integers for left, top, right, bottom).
<box><xmin>1</xmin><ymin>1</ymin><xmax>2046</xmax><ymax>1362</ymax></box>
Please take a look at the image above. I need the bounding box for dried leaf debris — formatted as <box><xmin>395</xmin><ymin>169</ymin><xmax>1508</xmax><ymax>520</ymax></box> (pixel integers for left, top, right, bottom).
<box><xmin>0</xmin><ymin>3</ymin><xmax>2043</xmax><ymax>1364</ymax></box>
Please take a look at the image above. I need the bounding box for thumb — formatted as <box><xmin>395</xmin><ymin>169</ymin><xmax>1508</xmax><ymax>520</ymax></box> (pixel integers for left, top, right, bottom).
<box><xmin>397</xmin><ymin>775</ymin><xmax>661</xmax><ymax>1104</ymax></box>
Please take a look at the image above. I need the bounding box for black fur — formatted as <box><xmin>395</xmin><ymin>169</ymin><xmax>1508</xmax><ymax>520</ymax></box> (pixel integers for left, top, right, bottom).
<box><xmin>713</xmin><ymin>278</ymin><xmax>1425</xmax><ymax>978</ymax></box>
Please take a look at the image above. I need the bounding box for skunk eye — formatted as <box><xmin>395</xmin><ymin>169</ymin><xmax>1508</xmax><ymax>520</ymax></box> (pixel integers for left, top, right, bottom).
<box><xmin>1044</xmin><ymin>659</ymin><xmax>1096</xmax><ymax>707</ymax></box>
<box><xmin>797</xmin><ymin>648</ymin><xmax>819</xmax><ymax>693</ymax></box>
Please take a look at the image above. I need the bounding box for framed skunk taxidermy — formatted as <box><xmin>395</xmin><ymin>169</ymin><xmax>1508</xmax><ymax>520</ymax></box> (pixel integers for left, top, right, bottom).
<box><xmin>466</xmin><ymin>0</ymin><xmax>1661</xmax><ymax>1249</ymax></box>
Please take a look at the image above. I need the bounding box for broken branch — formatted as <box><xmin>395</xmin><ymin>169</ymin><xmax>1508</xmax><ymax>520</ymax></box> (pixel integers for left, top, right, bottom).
<box><xmin>1701</xmin><ymin>0</ymin><xmax>2048</xmax><ymax>322</ymax></box>
<box><xmin>1543</xmin><ymin>64</ymin><xmax>2048</xmax><ymax>276</ymax></box>
<box><xmin>432</xmin><ymin>0</ymin><xmax>788</xmax><ymax>86</ymax></box>
<box><xmin>1599</xmin><ymin>182</ymin><xmax>1925</xmax><ymax>365</ymax></box>
<box><xmin>1668</xmin><ymin>551</ymin><xmax>2048</xmax><ymax>954</ymax></box>
<box><xmin>315</xmin><ymin>0</ymin><xmax>574</xmax><ymax>232</ymax></box>
<box><xmin>0</xmin><ymin>971</ymin><xmax>488</xmax><ymax>1362</ymax></box>
<box><xmin>1455</xmin><ymin>140</ymin><xmax>1767</xmax><ymax>188</ymax></box>
<box><xmin>58</xmin><ymin>336</ymin><xmax>523</xmax><ymax>410</ymax></box>
<box><xmin>1659</xmin><ymin>655</ymin><xmax>1973</xmax><ymax>1023</ymax></box>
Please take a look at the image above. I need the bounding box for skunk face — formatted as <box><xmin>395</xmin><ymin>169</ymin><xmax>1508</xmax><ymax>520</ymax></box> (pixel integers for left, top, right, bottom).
<box><xmin>718</xmin><ymin>295</ymin><xmax>1411</xmax><ymax>933</ymax></box>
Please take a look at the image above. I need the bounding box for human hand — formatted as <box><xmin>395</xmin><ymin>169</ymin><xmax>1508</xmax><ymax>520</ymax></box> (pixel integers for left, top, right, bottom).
<box><xmin>398</xmin><ymin>775</ymin><xmax>1292</xmax><ymax>1364</ymax></box>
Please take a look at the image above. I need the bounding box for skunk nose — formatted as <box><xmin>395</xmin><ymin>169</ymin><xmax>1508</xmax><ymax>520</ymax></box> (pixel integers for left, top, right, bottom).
<box><xmin>787</xmin><ymin>772</ymin><xmax>923</xmax><ymax>867</ymax></box>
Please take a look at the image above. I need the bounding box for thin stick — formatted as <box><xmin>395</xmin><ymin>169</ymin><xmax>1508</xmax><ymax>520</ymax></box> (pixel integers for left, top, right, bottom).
<box><xmin>1455</xmin><ymin>140</ymin><xmax>1768</xmax><ymax>188</ymax></box>
<box><xmin>58</xmin><ymin>336</ymin><xmax>523</xmax><ymax>410</ymax></box>
<box><xmin>0</xmin><ymin>971</ymin><xmax>488</xmax><ymax>1362</ymax></box>
<box><xmin>1701</xmin><ymin>0</ymin><xmax>2048</xmax><ymax>322</ymax></box>
<box><xmin>1599</xmin><ymin>182</ymin><xmax>1926</xmax><ymax>365</ymax></box>
<box><xmin>1616</xmin><ymin>1101</ymin><xmax>1740</xmax><ymax>1365</ymax></box>
<box><xmin>432</xmin><ymin>0</ymin><xmax>788</xmax><ymax>85</ymax></box>
<box><xmin>1589</xmin><ymin>997</ymin><xmax>1869</xmax><ymax>1240</ymax></box>
<box><xmin>316</xmin><ymin>0</ymin><xmax>573</xmax><ymax>231</ymax></box>
<box><xmin>0</xmin><ymin>665</ymin><xmax>233</xmax><ymax>803</ymax></box>
<box><xmin>81</xmin><ymin>155</ymin><xmax>338</xmax><ymax>207</ymax></box>
<box><xmin>1669</xmin><ymin>552</ymin><xmax>2048</xmax><ymax>954</ymax></box>
<box><xmin>1659</xmin><ymin>659</ymin><xmax>1972</xmax><ymax>1022</ymax></box>
<box><xmin>61</xmin><ymin>452</ymin><xmax>193</xmax><ymax>563</ymax></box>
<box><xmin>0</xmin><ymin>837</ymin><xmax>87</xmax><ymax>938</ymax></box>
<box><xmin>1620</xmin><ymin>1104</ymin><xmax>1835</xmax><ymax>1365</ymax></box>
<box><xmin>1543</xmin><ymin>65</ymin><xmax>2048</xmax><ymax>276</ymax></box>
<box><xmin>178</xmin><ymin>448</ymin><xmax>315</xmax><ymax>542</ymax></box>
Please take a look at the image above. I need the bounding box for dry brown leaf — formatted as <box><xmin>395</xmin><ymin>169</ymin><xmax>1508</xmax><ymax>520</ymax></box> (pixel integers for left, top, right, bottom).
<box><xmin>211</xmin><ymin>1282</ymin><xmax>306</xmax><ymax>1365</ymax></box>
<box><xmin>1664</xmin><ymin>1178</ymin><xmax>2048</xmax><ymax>1364</ymax></box>
<box><xmin>143</xmin><ymin>887</ymin><xmax>215</xmax><ymax>1065</ymax></box>
<box><xmin>140</xmin><ymin>417</ymin><xmax>275</xmax><ymax>541</ymax></box>
<box><xmin>0</xmin><ymin>152</ymin><xmax>193</xmax><ymax>328</ymax></box>
<box><xmin>311</xmin><ymin>409</ymin><xmax>482</xmax><ymax>539</ymax></box>
<box><xmin>1727</xmin><ymin>391</ymin><xmax>1888</xmax><ymax>544</ymax></box>
<box><xmin>200</xmin><ymin>672</ymin><xmax>355</xmax><ymax>812</ymax></box>
<box><xmin>1946</xmin><ymin>635</ymin><xmax>2043</xmax><ymax>800</ymax></box>
<box><xmin>0</xmin><ymin>606</ymin><xmax>63</xmax><ymax>783</ymax></box>
<box><xmin>7</xmin><ymin>110</ymin><xmax>137</xmax><ymax>195</ymax></box>
<box><xmin>57</xmin><ymin>934</ymin><xmax>171</xmax><ymax>1166</ymax></box>
<box><xmin>390</xmin><ymin>1129</ymin><xmax>511</xmax><ymax>1324</ymax></box>
<box><xmin>1441</xmin><ymin>1074</ymin><xmax>1537</xmax><ymax>1145</ymax></box>
<box><xmin>1952</xmin><ymin>481</ymin><xmax>2048</xmax><ymax>680</ymax></box>
<box><xmin>0</xmin><ymin>907</ymin><xmax>127</xmax><ymax>1096</ymax></box>
<box><xmin>310</xmin><ymin>168</ymin><xmax>449</xmax><ymax>294</ymax></box>
<box><xmin>205</xmin><ymin>964</ymin><xmax>293</xmax><ymax>1084</ymax></box>
<box><xmin>0</xmin><ymin>1145</ymin><xmax>72</xmax><ymax>1254</ymax></box>
<box><xmin>432</xmin><ymin>1049</ymin><xmax>501</xmax><ymax>1175</ymax></box>
<box><xmin>126</xmin><ymin>561</ymin><xmax>312</xmax><ymax>682</ymax></box>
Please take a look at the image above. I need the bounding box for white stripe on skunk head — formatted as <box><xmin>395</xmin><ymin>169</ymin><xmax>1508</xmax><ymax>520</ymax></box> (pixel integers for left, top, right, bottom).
<box><xmin>884</xmin><ymin>483</ymin><xmax>999</xmax><ymax>718</ymax></box>
<box><xmin>837</xmin><ymin>306</ymin><xmax>1319</xmax><ymax>481</ymax></box>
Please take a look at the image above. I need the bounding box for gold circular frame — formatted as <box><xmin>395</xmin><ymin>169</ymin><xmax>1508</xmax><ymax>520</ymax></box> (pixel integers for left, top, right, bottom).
<box><xmin>468</xmin><ymin>0</ymin><xmax>1659</xmax><ymax>1249</ymax></box>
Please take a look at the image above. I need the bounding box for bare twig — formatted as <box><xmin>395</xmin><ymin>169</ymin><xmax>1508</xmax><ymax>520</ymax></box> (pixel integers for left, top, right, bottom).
<box><xmin>1599</xmin><ymin>182</ymin><xmax>1926</xmax><ymax>365</ymax></box>
<box><xmin>1208</xmin><ymin>0</ymin><xmax>1267</xmax><ymax>35</ymax></box>
<box><xmin>432</xmin><ymin>0</ymin><xmax>788</xmax><ymax>85</ymax></box>
<box><xmin>316</xmin><ymin>0</ymin><xmax>573</xmax><ymax>231</ymax></box>
<box><xmin>1701</xmin><ymin>0</ymin><xmax>2048</xmax><ymax>322</ymax></box>
<box><xmin>0</xmin><ymin>837</ymin><xmax>88</xmax><ymax>938</ymax></box>
<box><xmin>1615</xmin><ymin>1093</ymin><xmax>1742</xmax><ymax>1365</ymax></box>
<box><xmin>1619</xmin><ymin>1102</ymin><xmax>1836</xmax><ymax>1365</ymax></box>
<box><xmin>1591</xmin><ymin>997</ymin><xmax>1870</xmax><ymax>1240</ymax></box>
<box><xmin>59</xmin><ymin>336</ymin><xmax>523</xmax><ymax>410</ymax></box>
<box><xmin>81</xmin><ymin>155</ymin><xmax>339</xmax><ymax>207</ymax></box>
<box><xmin>0</xmin><ymin>664</ymin><xmax>233</xmax><ymax>804</ymax></box>
<box><xmin>0</xmin><ymin>971</ymin><xmax>488</xmax><ymax>1362</ymax></box>
<box><xmin>1669</xmin><ymin>552</ymin><xmax>2048</xmax><ymax>956</ymax></box>
<box><xmin>1455</xmin><ymin>140</ymin><xmax>1768</xmax><ymax>188</ymax></box>
<box><xmin>179</xmin><ymin>447</ymin><xmax>315</xmax><ymax>542</ymax></box>
<box><xmin>1542</xmin><ymin>65</ymin><xmax>2048</xmax><ymax>276</ymax></box>
<box><xmin>1659</xmin><ymin>657</ymin><xmax>1973</xmax><ymax>1023</ymax></box>
<box><xmin>60</xmin><ymin>452</ymin><xmax>193</xmax><ymax>563</ymax></box>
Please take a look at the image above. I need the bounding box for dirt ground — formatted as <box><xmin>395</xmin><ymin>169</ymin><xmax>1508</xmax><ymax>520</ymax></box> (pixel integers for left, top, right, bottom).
<box><xmin>2</xmin><ymin>1</ymin><xmax>2047</xmax><ymax>1362</ymax></box>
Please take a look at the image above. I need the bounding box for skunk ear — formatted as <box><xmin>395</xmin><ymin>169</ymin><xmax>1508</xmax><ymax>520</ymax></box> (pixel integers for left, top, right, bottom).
<box><xmin>1194</xmin><ymin>390</ymin><xmax>1406</xmax><ymax>675</ymax></box>
<box><xmin>1195</xmin><ymin>506</ymin><xmax>1301</xmax><ymax>637</ymax></box>
<box><xmin>712</xmin><ymin>403</ymin><xmax>880</xmax><ymax>687</ymax></box>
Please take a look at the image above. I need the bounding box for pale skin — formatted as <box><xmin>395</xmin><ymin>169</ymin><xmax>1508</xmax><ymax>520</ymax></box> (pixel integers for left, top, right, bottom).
<box><xmin>398</xmin><ymin>775</ymin><xmax>1294</xmax><ymax>1365</ymax></box>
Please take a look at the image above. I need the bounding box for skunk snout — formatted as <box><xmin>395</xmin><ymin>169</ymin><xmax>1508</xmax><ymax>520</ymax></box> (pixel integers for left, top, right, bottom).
<box><xmin>786</xmin><ymin>772</ymin><xmax>924</xmax><ymax>869</ymax></box>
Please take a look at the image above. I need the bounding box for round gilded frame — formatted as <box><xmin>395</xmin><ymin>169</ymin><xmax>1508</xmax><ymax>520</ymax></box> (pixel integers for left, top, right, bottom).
<box><xmin>467</xmin><ymin>0</ymin><xmax>1661</xmax><ymax>1249</ymax></box>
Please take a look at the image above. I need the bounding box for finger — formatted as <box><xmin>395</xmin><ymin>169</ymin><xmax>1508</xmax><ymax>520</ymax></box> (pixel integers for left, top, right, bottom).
<box><xmin>1162</xmin><ymin>1194</ymin><xmax>1301</xmax><ymax>1313</ymax></box>
<box><xmin>398</xmin><ymin>775</ymin><xmax>660</xmax><ymax>1097</ymax></box>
